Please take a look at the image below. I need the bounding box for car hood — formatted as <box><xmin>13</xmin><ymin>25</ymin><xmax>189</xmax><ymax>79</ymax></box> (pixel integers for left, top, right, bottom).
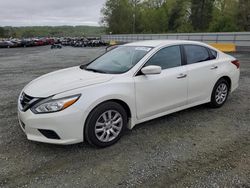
<box><xmin>24</xmin><ymin>66</ymin><xmax>113</xmax><ymax>98</ymax></box>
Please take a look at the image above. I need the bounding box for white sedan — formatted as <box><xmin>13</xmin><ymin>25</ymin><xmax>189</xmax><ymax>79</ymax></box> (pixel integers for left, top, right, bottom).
<box><xmin>18</xmin><ymin>40</ymin><xmax>240</xmax><ymax>147</ymax></box>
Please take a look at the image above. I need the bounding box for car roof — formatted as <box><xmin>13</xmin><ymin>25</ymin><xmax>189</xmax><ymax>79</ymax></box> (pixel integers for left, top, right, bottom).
<box><xmin>123</xmin><ymin>40</ymin><xmax>210</xmax><ymax>48</ymax></box>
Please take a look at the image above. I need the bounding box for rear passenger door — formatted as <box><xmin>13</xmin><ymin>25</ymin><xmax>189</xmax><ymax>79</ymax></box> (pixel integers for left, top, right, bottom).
<box><xmin>183</xmin><ymin>45</ymin><xmax>218</xmax><ymax>104</ymax></box>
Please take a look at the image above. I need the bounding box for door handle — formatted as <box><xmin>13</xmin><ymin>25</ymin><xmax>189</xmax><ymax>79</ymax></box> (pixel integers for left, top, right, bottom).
<box><xmin>210</xmin><ymin>66</ymin><xmax>218</xmax><ymax>70</ymax></box>
<box><xmin>177</xmin><ymin>73</ymin><xmax>187</xmax><ymax>79</ymax></box>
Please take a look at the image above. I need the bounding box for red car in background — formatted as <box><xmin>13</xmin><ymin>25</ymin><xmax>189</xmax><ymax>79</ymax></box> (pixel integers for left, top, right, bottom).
<box><xmin>46</xmin><ymin>38</ymin><xmax>55</xmax><ymax>45</ymax></box>
<box><xmin>34</xmin><ymin>39</ymin><xmax>45</xmax><ymax>46</ymax></box>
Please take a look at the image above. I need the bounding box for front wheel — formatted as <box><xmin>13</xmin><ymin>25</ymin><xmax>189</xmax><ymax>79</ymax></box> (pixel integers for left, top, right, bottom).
<box><xmin>84</xmin><ymin>101</ymin><xmax>127</xmax><ymax>147</ymax></box>
<box><xmin>209</xmin><ymin>78</ymin><xmax>229</xmax><ymax>108</ymax></box>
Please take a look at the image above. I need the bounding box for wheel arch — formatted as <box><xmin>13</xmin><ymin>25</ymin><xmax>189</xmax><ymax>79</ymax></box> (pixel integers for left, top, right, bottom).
<box><xmin>108</xmin><ymin>99</ymin><xmax>132</xmax><ymax>120</ymax></box>
<box><xmin>217</xmin><ymin>76</ymin><xmax>232</xmax><ymax>91</ymax></box>
<box><xmin>209</xmin><ymin>75</ymin><xmax>231</xmax><ymax>108</ymax></box>
<box><xmin>210</xmin><ymin>76</ymin><xmax>232</xmax><ymax>102</ymax></box>
<box><xmin>84</xmin><ymin>98</ymin><xmax>134</xmax><ymax>132</ymax></box>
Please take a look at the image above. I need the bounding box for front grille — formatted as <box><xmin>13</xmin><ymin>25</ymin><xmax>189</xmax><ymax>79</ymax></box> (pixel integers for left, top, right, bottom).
<box><xmin>20</xmin><ymin>93</ymin><xmax>34</xmax><ymax>107</ymax></box>
<box><xmin>19</xmin><ymin>92</ymin><xmax>39</xmax><ymax>111</ymax></box>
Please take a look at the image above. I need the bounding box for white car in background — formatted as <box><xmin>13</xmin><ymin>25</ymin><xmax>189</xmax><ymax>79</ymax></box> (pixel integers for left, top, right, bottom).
<box><xmin>18</xmin><ymin>40</ymin><xmax>240</xmax><ymax>147</ymax></box>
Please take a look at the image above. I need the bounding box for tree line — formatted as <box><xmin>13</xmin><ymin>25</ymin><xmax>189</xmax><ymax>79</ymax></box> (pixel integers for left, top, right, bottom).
<box><xmin>101</xmin><ymin>0</ymin><xmax>250</xmax><ymax>34</ymax></box>
<box><xmin>0</xmin><ymin>26</ymin><xmax>105</xmax><ymax>38</ymax></box>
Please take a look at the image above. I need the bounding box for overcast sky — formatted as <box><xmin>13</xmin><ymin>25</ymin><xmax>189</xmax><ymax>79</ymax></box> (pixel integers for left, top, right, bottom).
<box><xmin>0</xmin><ymin>0</ymin><xmax>106</xmax><ymax>27</ymax></box>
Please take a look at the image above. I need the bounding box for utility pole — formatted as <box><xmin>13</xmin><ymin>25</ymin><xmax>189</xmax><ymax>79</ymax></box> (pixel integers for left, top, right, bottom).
<box><xmin>133</xmin><ymin>13</ymin><xmax>135</xmax><ymax>34</ymax></box>
<box><xmin>132</xmin><ymin>0</ymin><xmax>138</xmax><ymax>34</ymax></box>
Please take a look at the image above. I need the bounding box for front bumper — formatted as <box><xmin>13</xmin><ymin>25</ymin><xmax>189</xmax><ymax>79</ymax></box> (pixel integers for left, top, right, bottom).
<box><xmin>18</xmin><ymin>106</ymin><xmax>85</xmax><ymax>145</ymax></box>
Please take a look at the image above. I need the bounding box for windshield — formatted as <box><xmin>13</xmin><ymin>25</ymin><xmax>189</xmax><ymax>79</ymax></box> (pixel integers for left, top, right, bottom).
<box><xmin>84</xmin><ymin>46</ymin><xmax>152</xmax><ymax>74</ymax></box>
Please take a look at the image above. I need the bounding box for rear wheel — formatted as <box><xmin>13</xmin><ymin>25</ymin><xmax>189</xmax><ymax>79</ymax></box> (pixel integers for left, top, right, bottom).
<box><xmin>84</xmin><ymin>101</ymin><xmax>127</xmax><ymax>147</ymax></box>
<box><xmin>209</xmin><ymin>78</ymin><xmax>229</xmax><ymax>108</ymax></box>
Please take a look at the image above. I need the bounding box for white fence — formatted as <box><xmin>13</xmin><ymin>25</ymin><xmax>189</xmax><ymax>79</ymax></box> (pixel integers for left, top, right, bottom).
<box><xmin>101</xmin><ymin>32</ymin><xmax>250</xmax><ymax>47</ymax></box>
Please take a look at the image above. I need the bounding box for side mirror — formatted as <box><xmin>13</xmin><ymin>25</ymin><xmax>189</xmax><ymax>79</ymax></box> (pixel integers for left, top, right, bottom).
<box><xmin>141</xmin><ymin>65</ymin><xmax>162</xmax><ymax>75</ymax></box>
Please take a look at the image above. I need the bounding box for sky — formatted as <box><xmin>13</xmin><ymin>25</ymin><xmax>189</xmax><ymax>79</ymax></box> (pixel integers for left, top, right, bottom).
<box><xmin>0</xmin><ymin>0</ymin><xmax>106</xmax><ymax>27</ymax></box>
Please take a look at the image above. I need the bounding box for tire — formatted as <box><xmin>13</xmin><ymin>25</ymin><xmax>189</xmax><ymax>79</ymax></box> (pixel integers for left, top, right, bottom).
<box><xmin>84</xmin><ymin>101</ymin><xmax>127</xmax><ymax>147</ymax></box>
<box><xmin>209</xmin><ymin>78</ymin><xmax>230</xmax><ymax>108</ymax></box>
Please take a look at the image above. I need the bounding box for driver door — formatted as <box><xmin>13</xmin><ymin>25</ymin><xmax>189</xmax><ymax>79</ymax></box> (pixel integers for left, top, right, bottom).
<box><xmin>134</xmin><ymin>45</ymin><xmax>188</xmax><ymax>120</ymax></box>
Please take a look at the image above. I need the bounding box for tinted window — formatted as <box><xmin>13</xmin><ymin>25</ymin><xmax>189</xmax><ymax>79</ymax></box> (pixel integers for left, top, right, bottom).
<box><xmin>210</xmin><ymin>49</ymin><xmax>217</xmax><ymax>59</ymax></box>
<box><xmin>184</xmin><ymin>45</ymin><xmax>210</xmax><ymax>64</ymax></box>
<box><xmin>145</xmin><ymin>46</ymin><xmax>181</xmax><ymax>69</ymax></box>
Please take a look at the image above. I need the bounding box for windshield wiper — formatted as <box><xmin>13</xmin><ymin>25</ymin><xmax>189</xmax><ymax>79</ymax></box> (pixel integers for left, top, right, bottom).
<box><xmin>84</xmin><ymin>67</ymin><xmax>107</xmax><ymax>74</ymax></box>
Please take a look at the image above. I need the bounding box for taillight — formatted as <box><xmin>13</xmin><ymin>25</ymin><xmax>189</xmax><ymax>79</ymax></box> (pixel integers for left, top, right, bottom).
<box><xmin>231</xmin><ymin>60</ymin><xmax>240</xmax><ymax>69</ymax></box>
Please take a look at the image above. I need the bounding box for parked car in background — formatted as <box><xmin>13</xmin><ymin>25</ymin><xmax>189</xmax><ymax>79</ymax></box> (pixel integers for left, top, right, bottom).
<box><xmin>60</xmin><ymin>37</ymin><xmax>107</xmax><ymax>47</ymax></box>
<box><xmin>34</xmin><ymin>39</ymin><xmax>45</xmax><ymax>46</ymax></box>
<box><xmin>0</xmin><ymin>37</ymin><xmax>107</xmax><ymax>48</ymax></box>
<box><xmin>20</xmin><ymin>39</ymin><xmax>35</xmax><ymax>47</ymax></box>
<box><xmin>45</xmin><ymin>38</ymin><xmax>55</xmax><ymax>45</ymax></box>
<box><xmin>12</xmin><ymin>40</ymin><xmax>22</xmax><ymax>47</ymax></box>
<box><xmin>0</xmin><ymin>41</ymin><xmax>15</xmax><ymax>48</ymax></box>
<box><xmin>51</xmin><ymin>43</ymin><xmax>62</xmax><ymax>49</ymax></box>
<box><xmin>18</xmin><ymin>40</ymin><xmax>240</xmax><ymax>147</ymax></box>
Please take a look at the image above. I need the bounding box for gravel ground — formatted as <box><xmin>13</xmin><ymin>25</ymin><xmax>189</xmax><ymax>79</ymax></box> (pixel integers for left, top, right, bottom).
<box><xmin>0</xmin><ymin>46</ymin><xmax>249</xmax><ymax>188</ymax></box>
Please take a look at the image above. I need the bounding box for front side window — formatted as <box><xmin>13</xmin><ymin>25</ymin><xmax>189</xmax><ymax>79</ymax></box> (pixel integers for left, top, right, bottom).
<box><xmin>184</xmin><ymin>45</ymin><xmax>210</xmax><ymax>64</ymax></box>
<box><xmin>84</xmin><ymin>46</ymin><xmax>152</xmax><ymax>74</ymax></box>
<box><xmin>145</xmin><ymin>45</ymin><xmax>182</xmax><ymax>69</ymax></box>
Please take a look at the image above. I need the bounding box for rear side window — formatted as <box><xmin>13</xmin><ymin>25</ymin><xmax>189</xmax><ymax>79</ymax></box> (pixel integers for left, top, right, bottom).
<box><xmin>210</xmin><ymin>49</ymin><xmax>218</xmax><ymax>59</ymax></box>
<box><xmin>184</xmin><ymin>45</ymin><xmax>210</xmax><ymax>64</ymax></box>
<box><xmin>145</xmin><ymin>45</ymin><xmax>181</xmax><ymax>70</ymax></box>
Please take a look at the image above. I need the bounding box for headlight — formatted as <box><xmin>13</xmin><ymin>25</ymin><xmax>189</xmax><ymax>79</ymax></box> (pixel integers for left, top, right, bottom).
<box><xmin>31</xmin><ymin>94</ymin><xmax>81</xmax><ymax>114</ymax></box>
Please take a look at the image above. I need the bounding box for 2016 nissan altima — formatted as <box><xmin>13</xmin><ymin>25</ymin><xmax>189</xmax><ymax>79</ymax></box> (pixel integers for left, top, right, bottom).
<box><xmin>18</xmin><ymin>40</ymin><xmax>240</xmax><ymax>147</ymax></box>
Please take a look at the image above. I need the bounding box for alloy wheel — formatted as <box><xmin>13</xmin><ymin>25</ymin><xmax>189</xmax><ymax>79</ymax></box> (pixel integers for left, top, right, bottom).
<box><xmin>94</xmin><ymin>110</ymin><xmax>123</xmax><ymax>142</ymax></box>
<box><xmin>215</xmin><ymin>83</ymin><xmax>228</xmax><ymax>104</ymax></box>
